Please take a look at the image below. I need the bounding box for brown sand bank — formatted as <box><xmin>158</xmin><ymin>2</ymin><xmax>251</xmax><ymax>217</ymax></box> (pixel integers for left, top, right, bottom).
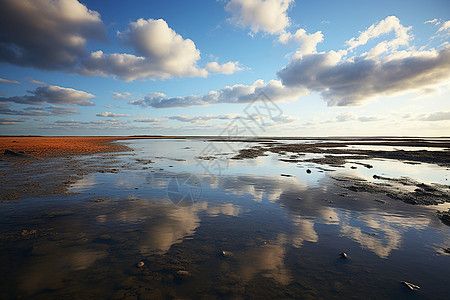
<box><xmin>0</xmin><ymin>136</ymin><xmax>183</xmax><ymax>157</ymax></box>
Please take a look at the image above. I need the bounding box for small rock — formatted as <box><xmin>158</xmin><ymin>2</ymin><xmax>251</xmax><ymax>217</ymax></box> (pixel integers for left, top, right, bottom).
<box><xmin>174</xmin><ymin>270</ymin><xmax>192</xmax><ymax>280</ymax></box>
<box><xmin>281</xmin><ymin>174</ymin><xmax>293</xmax><ymax>177</ymax></box>
<box><xmin>91</xmin><ymin>197</ymin><xmax>108</xmax><ymax>202</ymax></box>
<box><xmin>339</xmin><ymin>252</ymin><xmax>348</xmax><ymax>259</ymax></box>
<box><xmin>350</xmin><ymin>166</ymin><xmax>357</xmax><ymax>169</ymax></box>
<box><xmin>21</xmin><ymin>229</ymin><xmax>37</xmax><ymax>237</ymax></box>
<box><xmin>443</xmin><ymin>248</ymin><xmax>450</xmax><ymax>254</ymax></box>
<box><xmin>100</xmin><ymin>169</ymin><xmax>119</xmax><ymax>173</ymax></box>
<box><xmin>374</xmin><ymin>199</ymin><xmax>387</xmax><ymax>204</ymax></box>
<box><xmin>221</xmin><ymin>250</ymin><xmax>233</xmax><ymax>257</ymax></box>
<box><xmin>296</xmin><ymin>197</ymin><xmax>302</xmax><ymax>200</ymax></box>
<box><xmin>306</xmin><ymin>169</ymin><xmax>312</xmax><ymax>174</ymax></box>
<box><xmin>137</xmin><ymin>261</ymin><xmax>144</xmax><ymax>268</ymax></box>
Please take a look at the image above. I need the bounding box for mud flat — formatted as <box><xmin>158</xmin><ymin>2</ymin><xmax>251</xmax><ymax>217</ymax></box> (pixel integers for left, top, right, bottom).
<box><xmin>1</xmin><ymin>137</ymin><xmax>450</xmax><ymax>299</ymax></box>
<box><xmin>228</xmin><ymin>138</ymin><xmax>450</xmax><ymax>207</ymax></box>
<box><xmin>228</xmin><ymin>139</ymin><xmax>450</xmax><ymax>167</ymax></box>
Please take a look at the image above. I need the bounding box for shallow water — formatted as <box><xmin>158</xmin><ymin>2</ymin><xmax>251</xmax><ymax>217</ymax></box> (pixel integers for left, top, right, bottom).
<box><xmin>0</xmin><ymin>139</ymin><xmax>449</xmax><ymax>299</ymax></box>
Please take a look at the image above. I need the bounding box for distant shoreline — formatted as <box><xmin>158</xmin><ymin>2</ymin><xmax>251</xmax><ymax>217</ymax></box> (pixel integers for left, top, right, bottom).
<box><xmin>1</xmin><ymin>136</ymin><xmax>449</xmax><ymax>158</ymax></box>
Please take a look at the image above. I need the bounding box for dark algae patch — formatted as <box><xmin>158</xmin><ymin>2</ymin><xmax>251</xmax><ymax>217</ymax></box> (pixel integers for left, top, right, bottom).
<box><xmin>437</xmin><ymin>209</ymin><xmax>450</xmax><ymax>226</ymax></box>
<box><xmin>231</xmin><ymin>139</ymin><xmax>450</xmax><ymax>167</ymax></box>
<box><xmin>334</xmin><ymin>174</ymin><xmax>450</xmax><ymax>205</ymax></box>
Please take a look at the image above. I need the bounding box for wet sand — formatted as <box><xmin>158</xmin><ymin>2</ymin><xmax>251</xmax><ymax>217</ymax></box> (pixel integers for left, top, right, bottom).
<box><xmin>0</xmin><ymin>137</ymin><xmax>449</xmax><ymax>299</ymax></box>
<box><xmin>1</xmin><ymin>136</ymin><xmax>449</xmax><ymax>205</ymax></box>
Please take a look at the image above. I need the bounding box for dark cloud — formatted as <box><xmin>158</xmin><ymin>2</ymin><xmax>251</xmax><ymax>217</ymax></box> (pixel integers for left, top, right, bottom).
<box><xmin>278</xmin><ymin>46</ymin><xmax>450</xmax><ymax>106</ymax></box>
<box><xmin>0</xmin><ymin>118</ymin><xmax>25</xmax><ymax>125</ymax></box>
<box><xmin>0</xmin><ymin>0</ymin><xmax>106</xmax><ymax>70</ymax></box>
<box><xmin>0</xmin><ymin>86</ymin><xmax>95</xmax><ymax>106</ymax></box>
<box><xmin>0</xmin><ymin>102</ymin><xmax>79</xmax><ymax>116</ymax></box>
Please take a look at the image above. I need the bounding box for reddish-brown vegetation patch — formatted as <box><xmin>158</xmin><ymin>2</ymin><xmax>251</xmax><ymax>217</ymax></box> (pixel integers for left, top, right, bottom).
<box><xmin>0</xmin><ymin>136</ymin><xmax>182</xmax><ymax>157</ymax></box>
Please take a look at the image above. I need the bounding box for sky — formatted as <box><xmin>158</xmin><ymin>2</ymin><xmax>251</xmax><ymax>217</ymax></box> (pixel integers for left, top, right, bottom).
<box><xmin>0</xmin><ymin>0</ymin><xmax>449</xmax><ymax>137</ymax></box>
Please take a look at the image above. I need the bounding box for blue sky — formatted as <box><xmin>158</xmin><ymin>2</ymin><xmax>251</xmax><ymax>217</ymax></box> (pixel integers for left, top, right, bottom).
<box><xmin>0</xmin><ymin>0</ymin><xmax>449</xmax><ymax>136</ymax></box>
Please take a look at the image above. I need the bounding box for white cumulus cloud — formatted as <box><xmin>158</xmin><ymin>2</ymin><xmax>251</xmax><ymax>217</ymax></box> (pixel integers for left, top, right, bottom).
<box><xmin>79</xmin><ymin>18</ymin><xmax>239</xmax><ymax>81</ymax></box>
<box><xmin>130</xmin><ymin>79</ymin><xmax>307</xmax><ymax>108</ymax></box>
<box><xmin>346</xmin><ymin>16</ymin><xmax>412</xmax><ymax>58</ymax></box>
<box><xmin>112</xmin><ymin>92</ymin><xmax>131</xmax><ymax>100</ymax></box>
<box><xmin>278</xmin><ymin>46</ymin><xmax>450</xmax><ymax>106</ymax></box>
<box><xmin>438</xmin><ymin>20</ymin><xmax>450</xmax><ymax>33</ymax></box>
<box><xmin>206</xmin><ymin>61</ymin><xmax>243</xmax><ymax>75</ymax></box>
<box><xmin>278</xmin><ymin>29</ymin><xmax>324</xmax><ymax>58</ymax></box>
<box><xmin>225</xmin><ymin>0</ymin><xmax>294</xmax><ymax>34</ymax></box>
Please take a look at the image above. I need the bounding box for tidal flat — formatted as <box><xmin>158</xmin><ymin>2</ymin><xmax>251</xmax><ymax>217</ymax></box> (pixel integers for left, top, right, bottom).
<box><xmin>0</xmin><ymin>137</ymin><xmax>449</xmax><ymax>299</ymax></box>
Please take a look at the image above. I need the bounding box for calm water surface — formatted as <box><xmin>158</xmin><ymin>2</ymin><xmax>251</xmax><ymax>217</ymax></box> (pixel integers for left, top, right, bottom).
<box><xmin>0</xmin><ymin>139</ymin><xmax>449</xmax><ymax>299</ymax></box>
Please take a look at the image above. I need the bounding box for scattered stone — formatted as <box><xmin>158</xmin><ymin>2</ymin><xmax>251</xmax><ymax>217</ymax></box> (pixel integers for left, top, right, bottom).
<box><xmin>281</xmin><ymin>174</ymin><xmax>294</xmax><ymax>177</ymax></box>
<box><xmin>221</xmin><ymin>250</ymin><xmax>233</xmax><ymax>257</ymax></box>
<box><xmin>21</xmin><ymin>229</ymin><xmax>37</xmax><ymax>237</ymax></box>
<box><xmin>306</xmin><ymin>169</ymin><xmax>312</xmax><ymax>174</ymax></box>
<box><xmin>90</xmin><ymin>197</ymin><xmax>109</xmax><ymax>202</ymax></box>
<box><xmin>100</xmin><ymin>168</ymin><xmax>119</xmax><ymax>173</ymax></box>
<box><xmin>339</xmin><ymin>252</ymin><xmax>348</xmax><ymax>259</ymax></box>
<box><xmin>45</xmin><ymin>210</ymin><xmax>75</xmax><ymax>218</ymax></box>
<box><xmin>404</xmin><ymin>161</ymin><xmax>421</xmax><ymax>165</ymax></box>
<box><xmin>354</xmin><ymin>162</ymin><xmax>373</xmax><ymax>169</ymax></box>
<box><xmin>63</xmin><ymin>180</ymin><xmax>75</xmax><ymax>184</ymax></box>
<box><xmin>196</xmin><ymin>155</ymin><xmax>216</xmax><ymax>160</ymax></box>
<box><xmin>296</xmin><ymin>197</ymin><xmax>302</xmax><ymax>200</ymax></box>
<box><xmin>137</xmin><ymin>261</ymin><xmax>144</xmax><ymax>268</ymax></box>
<box><xmin>442</xmin><ymin>248</ymin><xmax>450</xmax><ymax>254</ymax></box>
<box><xmin>350</xmin><ymin>166</ymin><xmax>357</xmax><ymax>169</ymax></box>
<box><xmin>401</xmin><ymin>281</ymin><xmax>420</xmax><ymax>291</ymax></box>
